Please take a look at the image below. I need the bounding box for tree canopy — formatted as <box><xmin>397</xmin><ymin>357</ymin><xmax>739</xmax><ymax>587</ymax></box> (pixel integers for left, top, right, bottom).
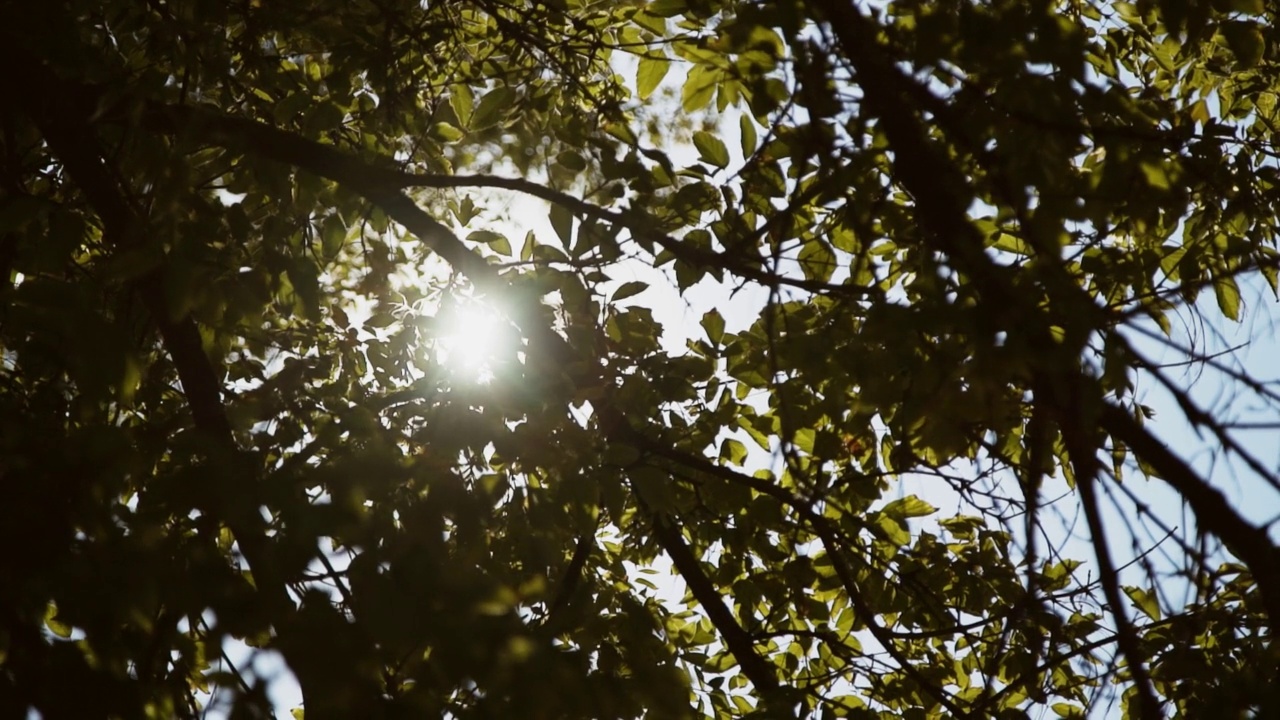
<box><xmin>2</xmin><ymin>0</ymin><xmax>1279</xmax><ymax>717</ymax></box>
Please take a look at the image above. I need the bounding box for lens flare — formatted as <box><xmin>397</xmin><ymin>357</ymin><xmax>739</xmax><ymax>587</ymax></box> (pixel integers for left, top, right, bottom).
<box><xmin>436</xmin><ymin>301</ymin><xmax>511</xmax><ymax>383</ymax></box>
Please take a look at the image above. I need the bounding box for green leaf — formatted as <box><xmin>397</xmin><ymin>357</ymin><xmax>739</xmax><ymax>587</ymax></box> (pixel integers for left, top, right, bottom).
<box><xmin>287</xmin><ymin>260</ymin><xmax>322</xmax><ymax>321</ymax></box>
<box><xmin>682</xmin><ymin>65</ymin><xmax>719</xmax><ymax>112</ymax></box>
<box><xmin>471</xmin><ymin>86</ymin><xmax>516</xmax><ymax>130</ymax></box>
<box><xmin>873</xmin><ymin>514</ymin><xmax>912</xmax><ymax>546</ymax></box>
<box><xmin>739</xmin><ymin>113</ymin><xmax>758</xmax><ymax>158</ymax></box>
<box><xmin>798</xmin><ymin>238</ymin><xmax>835</xmax><ymax>282</ymax></box>
<box><xmin>556</xmin><ymin>150</ymin><xmax>587</xmax><ymax>172</ymax></box>
<box><xmin>940</xmin><ymin>515</ymin><xmax>985</xmax><ymax>539</ymax></box>
<box><xmin>637</xmin><ymin>56</ymin><xmax>671</xmax><ymax>100</ymax></box>
<box><xmin>520</xmin><ymin>230</ymin><xmax>535</xmax><ymax>262</ymax></box>
<box><xmin>647</xmin><ymin>0</ymin><xmax>687</xmax><ymax>17</ymax></box>
<box><xmin>881</xmin><ymin>495</ymin><xmax>936</xmax><ymax>519</ymax></box>
<box><xmin>719</xmin><ymin>437</ymin><xmax>747</xmax><ymax>465</ymax></box>
<box><xmin>450</xmin><ymin>84</ymin><xmax>474</xmax><ymax>127</ymax></box>
<box><xmin>992</xmin><ymin>233</ymin><xmax>1030</xmax><ymax>255</ymax></box>
<box><xmin>701</xmin><ymin>309</ymin><xmax>725</xmax><ymax>344</ymax></box>
<box><xmin>454</xmin><ymin>196</ymin><xmax>479</xmax><ymax>226</ymax></box>
<box><xmin>793</xmin><ymin>427</ymin><xmax>816</xmax><ymax>453</ymax></box>
<box><xmin>321</xmin><ymin>215</ymin><xmax>347</xmax><ymax>260</ymax></box>
<box><xmin>632</xmin><ymin>465</ymin><xmax>678</xmax><ymax>512</ymax></box>
<box><xmin>1226</xmin><ymin>0</ymin><xmax>1264</xmax><ymax>14</ymax></box>
<box><xmin>468</xmin><ymin>229</ymin><xmax>512</xmax><ymax>256</ymax></box>
<box><xmin>429</xmin><ymin>122</ymin><xmax>464</xmax><ymax>143</ymax></box>
<box><xmin>549</xmin><ymin>204</ymin><xmax>575</xmax><ymax>246</ymax></box>
<box><xmin>1124</xmin><ymin>586</ymin><xmax>1162</xmax><ymax>621</ymax></box>
<box><xmin>603</xmin><ymin>443</ymin><xmax>642</xmax><ymax>466</ymax></box>
<box><xmin>44</xmin><ymin>604</ymin><xmax>73</xmax><ymax>638</ymax></box>
<box><xmin>1052</xmin><ymin>703</ymin><xmax>1085</xmax><ymax>718</ymax></box>
<box><xmin>693</xmin><ymin>131</ymin><xmax>730</xmax><ymax>169</ymax></box>
<box><xmin>1214</xmin><ymin>274</ymin><xmax>1241</xmax><ymax>321</ymax></box>
<box><xmin>1140</xmin><ymin>161</ymin><xmax>1170</xmax><ymax>190</ymax></box>
<box><xmin>612</xmin><ymin>281</ymin><xmax>648</xmax><ymax>301</ymax></box>
<box><xmin>1261</xmin><ymin>262</ymin><xmax>1278</xmax><ymax>297</ymax></box>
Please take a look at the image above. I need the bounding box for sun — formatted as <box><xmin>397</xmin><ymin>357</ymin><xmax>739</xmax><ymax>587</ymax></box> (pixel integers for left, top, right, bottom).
<box><xmin>435</xmin><ymin>299</ymin><xmax>513</xmax><ymax>383</ymax></box>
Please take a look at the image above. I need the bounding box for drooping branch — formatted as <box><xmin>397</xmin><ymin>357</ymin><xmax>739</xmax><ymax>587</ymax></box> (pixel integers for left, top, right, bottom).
<box><xmin>10</xmin><ymin>64</ymin><xmax>872</xmax><ymax>300</ymax></box>
<box><xmin>384</xmin><ymin>172</ymin><xmax>876</xmax><ymax>298</ymax></box>
<box><xmin>157</xmin><ymin>104</ymin><xmax>873</xmax><ymax>297</ymax></box>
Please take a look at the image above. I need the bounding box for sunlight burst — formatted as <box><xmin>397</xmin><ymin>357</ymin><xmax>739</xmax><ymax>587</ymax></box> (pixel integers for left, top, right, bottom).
<box><xmin>436</xmin><ymin>300</ymin><xmax>512</xmax><ymax>383</ymax></box>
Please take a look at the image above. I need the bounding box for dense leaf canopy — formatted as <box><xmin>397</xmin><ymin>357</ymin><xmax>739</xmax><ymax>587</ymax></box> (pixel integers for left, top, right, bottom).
<box><xmin>2</xmin><ymin>0</ymin><xmax>1278</xmax><ymax>717</ymax></box>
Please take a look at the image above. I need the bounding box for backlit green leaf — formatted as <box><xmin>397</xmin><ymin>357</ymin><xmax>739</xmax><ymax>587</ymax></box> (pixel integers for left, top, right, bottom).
<box><xmin>637</xmin><ymin>56</ymin><xmax>670</xmax><ymax>100</ymax></box>
<box><xmin>693</xmin><ymin>131</ymin><xmax>730</xmax><ymax>169</ymax></box>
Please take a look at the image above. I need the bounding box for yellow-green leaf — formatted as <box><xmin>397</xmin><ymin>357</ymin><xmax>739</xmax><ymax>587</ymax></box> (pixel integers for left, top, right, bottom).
<box><xmin>1214</xmin><ymin>275</ymin><xmax>1241</xmax><ymax>321</ymax></box>
<box><xmin>612</xmin><ymin>281</ymin><xmax>648</xmax><ymax>302</ymax></box>
<box><xmin>472</xmin><ymin>86</ymin><xmax>515</xmax><ymax>130</ymax></box>
<box><xmin>468</xmin><ymin>230</ymin><xmax>511</xmax><ymax>256</ymax></box>
<box><xmin>682</xmin><ymin>65</ymin><xmax>719</xmax><ymax>112</ymax></box>
<box><xmin>1124</xmin><ymin>586</ymin><xmax>1161</xmax><ymax>621</ymax></box>
<box><xmin>636</xmin><ymin>55</ymin><xmax>670</xmax><ymax>100</ymax></box>
<box><xmin>701</xmin><ymin>308</ymin><xmax>725</xmax><ymax>344</ymax></box>
<box><xmin>1226</xmin><ymin>0</ymin><xmax>1264</xmax><ymax>14</ymax></box>
<box><xmin>882</xmin><ymin>495</ymin><xmax>937</xmax><ymax>519</ymax></box>
<box><xmin>549</xmin><ymin>204</ymin><xmax>575</xmax><ymax>246</ymax></box>
<box><xmin>739</xmin><ymin>113</ymin><xmax>758</xmax><ymax>158</ymax></box>
<box><xmin>693</xmin><ymin>130</ymin><xmax>730</xmax><ymax>169</ymax></box>
<box><xmin>449</xmin><ymin>84</ymin><xmax>474</xmax><ymax>127</ymax></box>
<box><xmin>429</xmin><ymin>122</ymin><xmax>464</xmax><ymax>143</ymax></box>
<box><xmin>320</xmin><ymin>214</ymin><xmax>346</xmax><ymax>260</ymax></box>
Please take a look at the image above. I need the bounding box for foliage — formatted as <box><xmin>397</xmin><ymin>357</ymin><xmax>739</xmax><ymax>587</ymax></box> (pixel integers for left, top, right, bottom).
<box><xmin>1</xmin><ymin>0</ymin><xmax>1279</xmax><ymax>718</ymax></box>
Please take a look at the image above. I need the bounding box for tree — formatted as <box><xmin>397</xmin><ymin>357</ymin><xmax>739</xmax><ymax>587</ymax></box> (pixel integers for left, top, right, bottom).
<box><xmin>1</xmin><ymin>0</ymin><xmax>1278</xmax><ymax>717</ymax></box>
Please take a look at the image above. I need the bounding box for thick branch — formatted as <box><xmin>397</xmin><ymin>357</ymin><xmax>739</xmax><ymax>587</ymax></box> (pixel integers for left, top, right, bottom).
<box><xmin>1</xmin><ymin>43</ymin><xmax>320</xmax><ymax>710</ymax></box>
<box><xmin>643</xmin><ymin>503</ymin><xmax>779</xmax><ymax>693</ymax></box>
<box><xmin>630</xmin><ymin>436</ymin><xmax>968</xmax><ymax>715</ymax></box>
<box><xmin>6</xmin><ymin>64</ymin><xmax>871</xmax><ymax>300</ymax></box>
<box><xmin>1100</xmin><ymin>404</ymin><xmax>1280</xmax><ymax>622</ymax></box>
<box><xmin>542</xmin><ymin>519</ymin><xmax>598</xmax><ymax>632</ymax></box>
<box><xmin>1056</xmin><ymin>385</ymin><xmax>1162</xmax><ymax>720</ymax></box>
<box><xmin>813</xmin><ymin>0</ymin><xmax>1012</xmax><ymax>305</ymax></box>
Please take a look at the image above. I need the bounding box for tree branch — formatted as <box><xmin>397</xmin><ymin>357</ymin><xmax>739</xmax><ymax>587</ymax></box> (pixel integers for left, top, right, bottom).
<box><xmin>642</xmin><ymin>499</ymin><xmax>780</xmax><ymax>694</ymax></box>
<box><xmin>17</xmin><ymin>50</ymin><xmax>793</xmax><ymax>700</ymax></box>
<box><xmin>14</xmin><ymin>64</ymin><xmax>874</xmax><ymax>301</ymax></box>
<box><xmin>542</xmin><ymin>517</ymin><xmax>599</xmax><ymax>632</ymax></box>
<box><xmin>0</xmin><ymin>43</ymin><xmax>325</xmax><ymax>711</ymax></box>
<box><xmin>629</xmin><ymin>435</ymin><xmax>969</xmax><ymax>715</ymax></box>
<box><xmin>812</xmin><ymin>0</ymin><xmax>1280</xmax><ymax>631</ymax></box>
<box><xmin>1100</xmin><ymin>404</ymin><xmax>1280</xmax><ymax>623</ymax></box>
<box><xmin>1053</xmin><ymin>381</ymin><xmax>1162</xmax><ymax>720</ymax></box>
